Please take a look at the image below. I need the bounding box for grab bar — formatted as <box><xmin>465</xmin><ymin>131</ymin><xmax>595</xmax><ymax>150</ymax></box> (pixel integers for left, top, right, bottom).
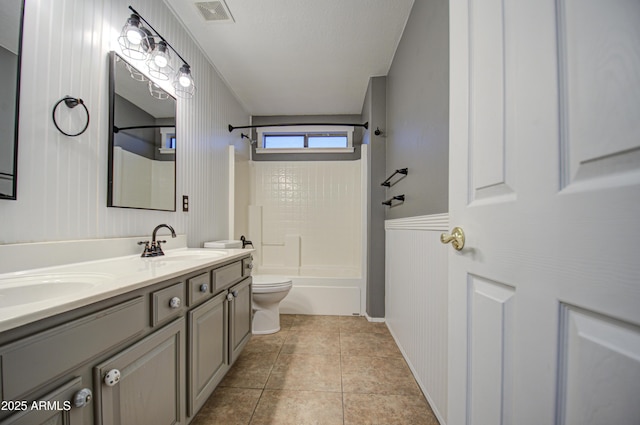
<box><xmin>382</xmin><ymin>195</ymin><xmax>405</xmax><ymax>207</ymax></box>
<box><xmin>381</xmin><ymin>168</ymin><xmax>408</xmax><ymax>187</ymax></box>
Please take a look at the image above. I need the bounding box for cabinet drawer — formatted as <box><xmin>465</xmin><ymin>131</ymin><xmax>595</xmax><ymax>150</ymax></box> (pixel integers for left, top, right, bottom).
<box><xmin>0</xmin><ymin>297</ymin><xmax>145</xmax><ymax>401</ymax></box>
<box><xmin>188</xmin><ymin>272</ymin><xmax>211</xmax><ymax>306</ymax></box>
<box><xmin>152</xmin><ymin>282</ymin><xmax>185</xmax><ymax>326</ymax></box>
<box><xmin>242</xmin><ymin>256</ymin><xmax>253</xmax><ymax>277</ymax></box>
<box><xmin>212</xmin><ymin>261</ymin><xmax>243</xmax><ymax>292</ymax></box>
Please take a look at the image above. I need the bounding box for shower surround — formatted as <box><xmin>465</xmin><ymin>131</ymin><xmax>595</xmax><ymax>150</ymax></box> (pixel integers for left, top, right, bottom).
<box><xmin>248</xmin><ymin>158</ymin><xmax>366</xmax><ymax>315</ymax></box>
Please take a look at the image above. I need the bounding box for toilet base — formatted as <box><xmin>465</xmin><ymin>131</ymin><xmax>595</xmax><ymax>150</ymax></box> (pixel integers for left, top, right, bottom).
<box><xmin>252</xmin><ymin>308</ymin><xmax>281</xmax><ymax>334</ymax></box>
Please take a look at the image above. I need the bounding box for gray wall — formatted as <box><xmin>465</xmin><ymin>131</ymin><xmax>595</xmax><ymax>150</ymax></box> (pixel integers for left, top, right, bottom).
<box><xmin>250</xmin><ymin>115</ymin><xmax>363</xmax><ymax>161</ymax></box>
<box><xmin>385</xmin><ymin>0</ymin><xmax>449</xmax><ymax>218</ymax></box>
<box><xmin>361</xmin><ymin>76</ymin><xmax>387</xmax><ymax>318</ymax></box>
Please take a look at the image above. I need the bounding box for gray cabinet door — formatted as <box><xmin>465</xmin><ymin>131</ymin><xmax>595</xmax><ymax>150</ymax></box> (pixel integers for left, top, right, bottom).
<box><xmin>187</xmin><ymin>291</ymin><xmax>228</xmax><ymax>417</ymax></box>
<box><xmin>94</xmin><ymin>318</ymin><xmax>186</xmax><ymax>425</ymax></box>
<box><xmin>0</xmin><ymin>377</ymin><xmax>87</xmax><ymax>425</ymax></box>
<box><xmin>228</xmin><ymin>278</ymin><xmax>252</xmax><ymax>364</ymax></box>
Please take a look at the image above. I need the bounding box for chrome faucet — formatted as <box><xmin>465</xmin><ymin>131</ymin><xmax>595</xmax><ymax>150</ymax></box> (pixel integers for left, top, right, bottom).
<box><xmin>138</xmin><ymin>224</ymin><xmax>176</xmax><ymax>257</ymax></box>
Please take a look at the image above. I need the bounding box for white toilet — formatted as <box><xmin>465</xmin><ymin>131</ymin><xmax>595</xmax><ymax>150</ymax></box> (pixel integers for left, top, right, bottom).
<box><xmin>251</xmin><ymin>275</ymin><xmax>292</xmax><ymax>334</ymax></box>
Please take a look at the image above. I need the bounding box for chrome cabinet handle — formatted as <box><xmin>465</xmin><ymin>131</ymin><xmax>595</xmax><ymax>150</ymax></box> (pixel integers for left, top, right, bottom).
<box><xmin>199</xmin><ymin>283</ymin><xmax>208</xmax><ymax>292</ymax></box>
<box><xmin>246</xmin><ymin>263</ymin><xmax>253</xmax><ymax>269</ymax></box>
<box><xmin>226</xmin><ymin>293</ymin><xmax>234</xmax><ymax>302</ymax></box>
<box><xmin>169</xmin><ymin>297</ymin><xmax>181</xmax><ymax>309</ymax></box>
<box><xmin>73</xmin><ymin>388</ymin><xmax>93</xmax><ymax>408</ymax></box>
<box><xmin>440</xmin><ymin>227</ymin><xmax>465</xmax><ymax>251</ymax></box>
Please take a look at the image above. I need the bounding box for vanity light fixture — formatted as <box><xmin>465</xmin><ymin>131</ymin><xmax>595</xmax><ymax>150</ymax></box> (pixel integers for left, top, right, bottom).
<box><xmin>118</xmin><ymin>6</ymin><xmax>196</xmax><ymax>98</ymax></box>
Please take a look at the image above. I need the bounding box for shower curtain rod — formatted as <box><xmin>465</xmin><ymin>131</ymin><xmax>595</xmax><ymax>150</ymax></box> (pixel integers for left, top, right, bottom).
<box><xmin>228</xmin><ymin>122</ymin><xmax>368</xmax><ymax>132</ymax></box>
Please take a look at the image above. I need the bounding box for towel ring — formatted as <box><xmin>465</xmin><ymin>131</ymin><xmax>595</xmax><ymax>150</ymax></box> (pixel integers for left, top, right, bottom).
<box><xmin>52</xmin><ymin>96</ymin><xmax>90</xmax><ymax>137</ymax></box>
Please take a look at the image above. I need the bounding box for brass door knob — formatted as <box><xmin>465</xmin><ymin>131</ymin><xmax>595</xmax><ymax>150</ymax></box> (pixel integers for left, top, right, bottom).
<box><xmin>441</xmin><ymin>227</ymin><xmax>465</xmax><ymax>251</ymax></box>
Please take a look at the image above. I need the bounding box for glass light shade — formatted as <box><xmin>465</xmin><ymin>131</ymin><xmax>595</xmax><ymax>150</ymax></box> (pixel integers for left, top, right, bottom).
<box><xmin>147</xmin><ymin>41</ymin><xmax>173</xmax><ymax>80</ymax></box>
<box><xmin>148</xmin><ymin>60</ymin><xmax>174</xmax><ymax>81</ymax></box>
<box><xmin>151</xmin><ymin>41</ymin><xmax>171</xmax><ymax>67</ymax></box>
<box><xmin>173</xmin><ymin>64</ymin><xmax>196</xmax><ymax>98</ymax></box>
<box><xmin>118</xmin><ymin>14</ymin><xmax>154</xmax><ymax>60</ymax></box>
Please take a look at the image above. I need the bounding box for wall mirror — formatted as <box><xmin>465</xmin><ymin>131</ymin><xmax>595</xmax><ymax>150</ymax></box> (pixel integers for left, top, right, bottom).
<box><xmin>0</xmin><ymin>0</ymin><xmax>24</xmax><ymax>200</ymax></box>
<box><xmin>108</xmin><ymin>51</ymin><xmax>176</xmax><ymax>211</ymax></box>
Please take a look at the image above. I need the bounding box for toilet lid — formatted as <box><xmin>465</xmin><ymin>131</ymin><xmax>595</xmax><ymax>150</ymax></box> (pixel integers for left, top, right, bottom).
<box><xmin>252</xmin><ymin>275</ymin><xmax>292</xmax><ymax>288</ymax></box>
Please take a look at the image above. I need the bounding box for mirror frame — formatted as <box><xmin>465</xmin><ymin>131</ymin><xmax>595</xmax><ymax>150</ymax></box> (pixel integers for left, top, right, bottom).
<box><xmin>0</xmin><ymin>0</ymin><xmax>25</xmax><ymax>201</ymax></box>
<box><xmin>107</xmin><ymin>51</ymin><xmax>177</xmax><ymax>211</ymax></box>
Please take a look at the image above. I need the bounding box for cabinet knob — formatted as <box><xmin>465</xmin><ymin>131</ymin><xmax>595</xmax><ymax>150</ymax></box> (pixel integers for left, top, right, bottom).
<box><xmin>199</xmin><ymin>283</ymin><xmax>208</xmax><ymax>293</ymax></box>
<box><xmin>226</xmin><ymin>292</ymin><xmax>234</xmax><ymax>302</ymax></box>
<box><xmin>169</xmin><ymin>297</ymin><xmax>181</xmax><ymax>309</ymax></box>
<box><xmin>104</xmin><ymin>369</ymin><xmax>121</xmax><ymax>387</ymax></box>
<box><xmin>73</xmin><ymin>388</ymin><xmax>93</xmax><ymax>408</ymax></box>
<box><xmin>246</xmin><ymin>263</ymin><xmax>253</xmax><ymax>270</ymax></box>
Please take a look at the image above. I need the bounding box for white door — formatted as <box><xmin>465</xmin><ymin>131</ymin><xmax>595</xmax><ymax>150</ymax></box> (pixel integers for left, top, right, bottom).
<box><xmin>447</xmin><ymin>1</ymin><xmax>640</xmax><ymax>424</ymax></box>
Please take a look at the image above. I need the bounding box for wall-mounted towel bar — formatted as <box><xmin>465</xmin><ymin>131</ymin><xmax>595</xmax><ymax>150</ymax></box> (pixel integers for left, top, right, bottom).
<box><xmin>381</xmin><ymin>168</ymin><xmax>408</xmax><ymax>187</ymax></box>
<box><xmin>382</xmin><ymin>195</ymin><xmax>405</xmax><ymax>207</ymax></box>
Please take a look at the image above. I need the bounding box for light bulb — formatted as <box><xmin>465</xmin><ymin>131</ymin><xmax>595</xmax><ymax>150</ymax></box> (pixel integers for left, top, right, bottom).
<box><xmin>179</xmin><ymin>75</ymin><xmax>191</xmax><ymax>87</ymax></box>
<box><xmin>154</xmin><ymin>55</ymin><xmax>168</xmax><ymax>68</ymax></box>
<box><xmin>126</xmin><ymin>28</ymin><xmax>143</xmax><ymax>45</ymax></box>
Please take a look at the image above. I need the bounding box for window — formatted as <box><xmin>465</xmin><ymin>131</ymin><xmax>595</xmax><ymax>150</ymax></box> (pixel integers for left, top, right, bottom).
<box><xmin>264</xmin><ymin>135</ymin><xmax>305</xmax><ymax>149</ymax></box>
<box><xmin>257</xmin><ymin>125</ymin><xmax>354</xmax><ymax>154</ymax></box>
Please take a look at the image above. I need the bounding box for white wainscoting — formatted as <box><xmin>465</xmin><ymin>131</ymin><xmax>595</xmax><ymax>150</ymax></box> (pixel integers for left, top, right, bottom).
<box><xmin>385</xmin><ymin>213</ymin><xmax>449</xmax><ymax>425</ymax></box>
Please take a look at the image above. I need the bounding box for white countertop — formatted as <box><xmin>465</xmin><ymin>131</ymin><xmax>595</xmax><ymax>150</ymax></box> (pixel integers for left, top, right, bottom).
<box><xmin>0</xmin><ymin>248</ymin><xmax>253</xmax><ymax>333</ymax></box>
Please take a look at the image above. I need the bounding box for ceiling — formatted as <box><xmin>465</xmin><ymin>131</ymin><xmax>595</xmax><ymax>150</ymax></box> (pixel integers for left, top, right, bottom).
<box><xmin>164</xmin><ymin>0</ymin><xmax>415</xmax><ymax>116</ymax></box>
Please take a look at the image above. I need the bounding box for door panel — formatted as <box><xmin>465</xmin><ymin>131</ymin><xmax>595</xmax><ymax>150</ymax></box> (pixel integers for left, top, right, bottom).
<box><xmin>559</xmin><ymin>0</ymin><xmax>640</xmax><ymax>190</ymax></box>
<box><xmin>448</xmin><ymin>0</ymin><xmax>640</xmax><ymax>424</ymax></box>
<box><xmin>188</xmin><ymin>291</ymin><xmax>228</xmax><ymax>417</ymax></box>
<box><xmin>469</xmin><ymin>0</ymin><xmax>513</xmax><ymax>203</ymax></box>
<box><xmin>558</xmin><ymin>305</ymin><xmax>640</xmax><ymax>425</ymax></box>
<box><xmin>95</xmin><ymin>319</ymin><xmax>185</xmax><ymax>425</ymax></box>
<box><xmin>469</xmin><ymin>276</ymin><xmax>515</xmax><ymax>425</ymax></box>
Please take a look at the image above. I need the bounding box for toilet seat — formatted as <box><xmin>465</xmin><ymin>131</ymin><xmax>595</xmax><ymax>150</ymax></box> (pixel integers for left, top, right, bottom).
<box><xmin>252</xmin><ymin>275</ymin><xmax>292</xmax><ymax>293</ymax></box>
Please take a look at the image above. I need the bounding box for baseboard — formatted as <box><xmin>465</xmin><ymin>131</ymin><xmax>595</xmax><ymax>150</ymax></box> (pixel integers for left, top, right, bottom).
<box><xmin>364</xmin><ymin>314</ymin><xmax>386</xmax><ymax>323</ymax></box>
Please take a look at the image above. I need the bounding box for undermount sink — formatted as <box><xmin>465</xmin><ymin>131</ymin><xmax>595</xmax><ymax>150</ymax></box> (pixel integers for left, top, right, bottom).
<box><xmin>0</xmin><ymin>273</ymin><xmax>112</xmax><ymax>307</ymax></box>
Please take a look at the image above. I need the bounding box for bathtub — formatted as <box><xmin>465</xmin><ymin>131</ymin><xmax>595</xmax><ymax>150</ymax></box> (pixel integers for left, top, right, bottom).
<box><xmin>252</xmin><ymin>274</ymin><xmax>364</xmax><ymax>316</ymax></box>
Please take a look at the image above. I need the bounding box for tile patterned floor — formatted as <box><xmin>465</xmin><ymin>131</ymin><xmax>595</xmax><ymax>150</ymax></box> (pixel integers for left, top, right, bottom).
<box><xmin>191</xmin><ymin>314</ymin><xmax>440</xmax><ymax>425</ymax></box>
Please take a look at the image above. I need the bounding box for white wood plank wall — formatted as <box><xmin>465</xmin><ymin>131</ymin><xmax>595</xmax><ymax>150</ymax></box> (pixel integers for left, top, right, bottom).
<box><xmin>385</xmin><ymin>213</ymin><xmax>449</xmax><ymax>425</ymax></box>
<box><xmin>0</xmin><ymin>0</ymin><xmax>248</xmax><ymax>247</ymax></box>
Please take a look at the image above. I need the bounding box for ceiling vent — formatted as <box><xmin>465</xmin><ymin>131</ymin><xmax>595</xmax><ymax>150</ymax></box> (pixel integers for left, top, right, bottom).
<box><xmin>194</xmin><ymin>1</ymin><xmax>235</xmax><ymax>23</ymax></box>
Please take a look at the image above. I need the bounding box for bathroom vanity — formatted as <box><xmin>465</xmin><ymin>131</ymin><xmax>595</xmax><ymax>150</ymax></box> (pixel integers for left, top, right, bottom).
<box><xmin>0</xmin><ymin>249</ymin><xmax>253</xmax><ymax>424</ymax></box>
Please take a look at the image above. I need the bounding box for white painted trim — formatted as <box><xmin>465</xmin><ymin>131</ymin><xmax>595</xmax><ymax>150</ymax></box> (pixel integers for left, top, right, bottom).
<box><xmin>255</xmin><ymin>147</ymin><xmax>355</xmax><ymax>154</ymax></box>
<box><xmin>360</xmin><ymin>144</ymin><xmax>369</xmax><ymax>316</ymax></box>
<box><xmin>385</xmin><ymin>213</ymin><xmax>449</xmax><ymax>231</ymax></box>
<box><xmin>365</xmin><ymin>313</ymin><xmax>386</xmax><ymax>323</ymax></box>
<box><xmin>227</xmin><ymin>146</ymin><xmax>235</xmax><ymax>240</ymax></box>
